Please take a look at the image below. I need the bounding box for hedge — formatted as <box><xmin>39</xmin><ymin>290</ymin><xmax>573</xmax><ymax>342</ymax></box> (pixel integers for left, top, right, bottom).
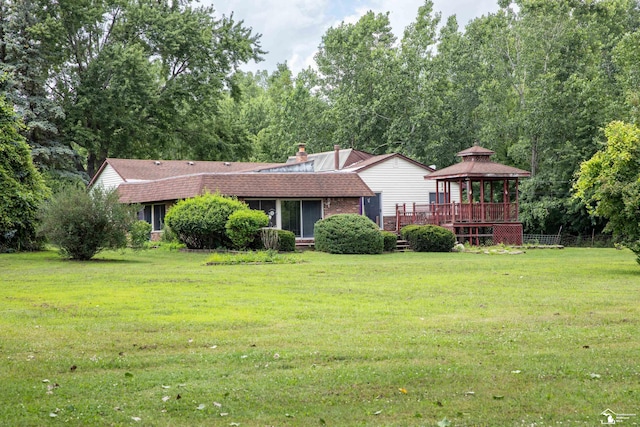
<box><xmin>314</xmin><ymin>214</ymin><xmax>383</xmax><ymax>254</ymax></box>
<box><xmin>400</xmin><ymin>224</ymin><xmax>456</xmax><ymax>252</ymax></box>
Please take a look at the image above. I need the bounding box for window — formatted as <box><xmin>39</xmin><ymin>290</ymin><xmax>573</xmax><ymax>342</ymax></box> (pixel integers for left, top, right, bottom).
<box><xmin>429</xmin><ymin>192</ymin><xmax>445</xmax><ymax>204</ymax></box>
<box><xmin>246</xmin><ymin>199</ymin><xmax>276</xmax><ymax>227</ymax></box>
<box><xmin>139</xmin><ymin>204</ymin><xmax>166</xmax><ymax>231</ymax></box>
<box><xmin>153</xmin><ymin>204</ymin><xmax>166</xmax><ymax>231</ymax></box>
<box><xmin>281</xmin><ymin>200</ymin><xmax>322</xmax><ymax>238</ymax></box>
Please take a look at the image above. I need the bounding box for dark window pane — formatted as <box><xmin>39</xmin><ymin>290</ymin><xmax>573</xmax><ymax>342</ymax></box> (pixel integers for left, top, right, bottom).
<box><xmin>153</xmin><ymin>204</ymin><xmax>166</xmax><ymax>231</ymax></box>
<box><xmin>261</xmin><ymin>200</ymin><xmax>277</xmax><ymax>227</ymax></box>
<box><xmin>429</xmin><ymin>192</ymin><xmax>445</xmax><ymax>204</ymax></box>
<box><xmin>281</xmin><ymin>200</ymin><xmax>301</xmax><ymax>237</ymax></box>
<box><xmin>143</xmin><ymin>205</ymin><xmax>152</xmax><ymax>223</ymax></box>
<box><xmin>301</xmin><ymin>200</ymin><xmax>322</xmax><ymax>238</ymax></box>
<box><xmin>246</xmin><ymin>200</ymin><xmax>276</xmax><ymax>227</ymax></box>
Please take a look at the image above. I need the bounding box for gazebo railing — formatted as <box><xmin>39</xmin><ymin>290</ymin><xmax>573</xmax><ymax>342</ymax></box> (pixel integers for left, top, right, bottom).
<box><xmin>396</xmin><ymin>202</ymin><xmax>520</xmax><ymax>231</ymax></box>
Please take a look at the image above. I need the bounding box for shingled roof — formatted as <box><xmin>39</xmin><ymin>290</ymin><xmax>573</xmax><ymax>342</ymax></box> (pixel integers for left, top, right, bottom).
<box><xmin>89</xmin><ymin>158</ymin><xmax>284</xmax><ymax>186</ymax></box>
<box><xmin>341</xmin><ymin>153</ymin><xmax>435</xmax><ymax>173</ymax></box>
<box><xmin>426</xmin><ymin>145</ymin><xmax>530</xmax><ymax>180</ymax></box>
<box><xmin>117</xmin><ymin>172</ymin><xmax>374</xmax><ymax>204</ymax></box>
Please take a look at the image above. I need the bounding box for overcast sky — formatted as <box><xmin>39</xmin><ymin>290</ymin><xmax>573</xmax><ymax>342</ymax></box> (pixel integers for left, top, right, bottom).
<box><xmin>202</xmin><ymin>0</ymin><xmax>500</xmax><ymax>74</ymax></box>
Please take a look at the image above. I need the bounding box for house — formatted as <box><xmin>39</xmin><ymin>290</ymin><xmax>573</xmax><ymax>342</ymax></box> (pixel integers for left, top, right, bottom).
<box><xmin>90</xmin><ymin>155</ymin><xmax>372</xmax><ymax>241</ymax></box>
<box><xmin>90</xmin><ymin>144</ymin><xmax>450</xmax><ymax>240</ymax></box>
<box><xmin>287</xmin><ymin>145</ymin><xmax>459</xmax><ymax>230</ymax></box>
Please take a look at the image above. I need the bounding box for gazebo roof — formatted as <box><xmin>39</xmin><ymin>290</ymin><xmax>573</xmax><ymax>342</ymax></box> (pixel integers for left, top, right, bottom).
<box><xmin>425</xmin><ymin>145</ymin><xmax>530</xmax><ymax>180</ymax></box>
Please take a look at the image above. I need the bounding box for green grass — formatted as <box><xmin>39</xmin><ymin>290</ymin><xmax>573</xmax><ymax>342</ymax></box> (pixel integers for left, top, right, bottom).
<box><xmin>0</xmin><ymin>248</ymin><xmax>638</xmax><ymax>426</ymax></box>
<box><xmin>205</xmin><ymin>250</ymin><xmax>303</xmax><ymax>265</ymax></box>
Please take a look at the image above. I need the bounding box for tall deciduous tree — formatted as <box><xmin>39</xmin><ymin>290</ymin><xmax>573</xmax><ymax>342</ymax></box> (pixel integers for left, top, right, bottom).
<box><xmin>235</xmin><ymin>64</ymin><xmax>330</xmax><ymax>162</ymax></box>
<box><xmin>35</xmin><ymin>0</ymin><xmax>264</xmax><ymax>176</ymax></box>
<box><xmin>574</xmin><ymin>121</ymin><xmax>640</xmax><ymax>263</ymax></box>
<box><xmin>315</xmin><ymin>11</ymin><xmax>399</xmax><ymax>153</ymax></box>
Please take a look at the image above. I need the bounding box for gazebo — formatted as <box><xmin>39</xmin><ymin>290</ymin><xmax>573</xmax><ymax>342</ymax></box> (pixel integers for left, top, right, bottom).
<box><xmin>395</xmin><ymin>145</ymin><xmax>531</xmax><ymax>245</ymax></box>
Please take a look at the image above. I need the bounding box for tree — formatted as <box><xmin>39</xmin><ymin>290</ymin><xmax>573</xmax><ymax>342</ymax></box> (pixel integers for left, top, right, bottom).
<box><xmin>35</xmin><ymin>0</ymin><xmax>264</xmax><ymax>176</ymax></box>
<box><xmin>574</xmin><ymin>121</ymin><xmax>640</xmax><ymax>263</ymax></box>
<box><xmin>0</xmin><ymin>92</ymin><xmax>49</xmax><ymax>252</ymax></box>
<box><xmin>0</xmin><ymin>0</ymin><xmax>85</xmax><ymax>187</ymax></box>
<box><xmin>612</xmin><ymin>29</ymin><xmax>640</xmax><ymax>123</ymax></box>
<box><xmin>315</xmin><ymin>11</ymin><xmax>399</xmax><ymax>153</ymax></box>
<box><xmin>396</xmin><ymin>4</ymin><xmax>476</xmax><ymax>167</ymax></box>
<box><xmin>39</xmin><ymin>185</ymin><xmax>138</xmax><ymax>260</ymax></box>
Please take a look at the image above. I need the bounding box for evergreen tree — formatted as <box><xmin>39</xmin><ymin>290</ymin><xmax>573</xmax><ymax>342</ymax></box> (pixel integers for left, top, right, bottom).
<box><xmin>0</xmin><ymin>0</ymin><xmax>85</xmax><ymax>188</ymax></box>
<box><xmin>0</xmin><ymin>91</ymin><xmax>49</xmax><ymax>252</ymax></box>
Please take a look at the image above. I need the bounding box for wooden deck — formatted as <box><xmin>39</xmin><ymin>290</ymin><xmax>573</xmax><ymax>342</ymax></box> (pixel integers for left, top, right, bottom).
<box><xmin>396</xmin><ymin>202</ymin><xmax>520</xmax><ymax>231</ymax></box>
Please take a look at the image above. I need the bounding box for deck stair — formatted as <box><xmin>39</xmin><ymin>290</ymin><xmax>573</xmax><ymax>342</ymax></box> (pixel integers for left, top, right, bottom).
<box><xmin>395</xmin><ymin>239</ymin><xmax>411</xmax><ymax>252</ymax></box>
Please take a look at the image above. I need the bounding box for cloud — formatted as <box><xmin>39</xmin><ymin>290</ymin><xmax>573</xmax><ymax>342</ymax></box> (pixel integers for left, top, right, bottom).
<box><xmin>207</xmin><ymin>0</ymin><xmax>500</xmax><ymax>74</ymax></box>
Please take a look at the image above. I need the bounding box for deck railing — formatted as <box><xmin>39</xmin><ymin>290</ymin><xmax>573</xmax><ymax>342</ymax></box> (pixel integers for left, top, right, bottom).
<box><xmin>396</xmin><ymin>202</ymin><xmax>519</xmax><ymax>231</ymax></box>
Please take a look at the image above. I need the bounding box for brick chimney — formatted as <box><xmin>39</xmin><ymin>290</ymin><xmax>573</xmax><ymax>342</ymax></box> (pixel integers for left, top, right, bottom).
<box><xmin>334</xmin><ymin>145</ymin><xmax>340</xmax><ymax>170</ymax></box>
<box><xmin>296</xmin><ymin>143</ymin><xmax>308</xmax><ymax>162</ymax></box>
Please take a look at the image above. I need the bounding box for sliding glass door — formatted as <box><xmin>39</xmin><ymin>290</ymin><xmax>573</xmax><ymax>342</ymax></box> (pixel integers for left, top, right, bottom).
<box><xmin>281</xmin><ymin>200</ymin><xmax>322</xmax><ymax>238</ymax></box>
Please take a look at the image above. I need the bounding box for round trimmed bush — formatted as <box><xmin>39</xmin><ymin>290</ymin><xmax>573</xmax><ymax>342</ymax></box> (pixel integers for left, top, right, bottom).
<box><xmin>400</xmin><ymin>224</ymin><xmax>422</xmax><ymax>243</ymax></box>
<box><xmin>381</xmin><ymin>231</ymin><xmax>399</xmax><ymax>252</ymax></box>
<box><xmin>402</xmin><ymin>224</ymin><xmax>456</xmax><ymax>252</ymax></box>
<box><xmin>276</xmin><ymin>229</ymin><xmax>296</xmax><ymax>252</ymax></box>
<box><xmin>164</xmin><ymin>193</ymin><xmax>248</xmax><ymax>249</ymax></box>
<box><xmin>314</xmin><ymin>214</ymin><xmax>383</xmax><ymax>254</ymax></box>
<box><xmin>226</xmin><ymin>209</ymin><xmax>269</xmax><ymax>249</ymax></box>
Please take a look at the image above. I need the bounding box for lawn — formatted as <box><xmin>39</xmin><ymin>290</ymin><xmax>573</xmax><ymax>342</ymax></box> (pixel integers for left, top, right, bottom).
<box><xmin>0</xmin><ymin>248</ymin><xmax>638</xmax><ymax>426</ymax></box>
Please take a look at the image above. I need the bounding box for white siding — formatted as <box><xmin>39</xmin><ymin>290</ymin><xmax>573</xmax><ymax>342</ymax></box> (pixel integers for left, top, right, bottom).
<box><xmin>356</xmin><ymin>157</ymin><xmax>460</xmax><ymax>217</ymax></box>
<box><xmin>92</xmin><ymin>164</ymin><xmax>124</xmax><ymax>190</ymax></box>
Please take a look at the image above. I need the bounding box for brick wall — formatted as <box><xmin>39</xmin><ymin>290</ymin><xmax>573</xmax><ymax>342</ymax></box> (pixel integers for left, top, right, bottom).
<box><xmin>323</xmin><ymin>197</ymin><xmax>361</xmax><ymax>217</ymax></box>
<box><xmin>382</xmin><ymin>215</ymin><xmax>398</xmax><ymax>232</ymax></box>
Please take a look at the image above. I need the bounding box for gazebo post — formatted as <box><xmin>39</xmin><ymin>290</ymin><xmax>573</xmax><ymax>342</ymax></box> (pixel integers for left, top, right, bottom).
<box><xmin>503</xmin><ymin>179</ymin><xmax>509</xmax><ymax>221</ymax></box>
<box><xmin>467</xmin><ymin>179</ymin><xmax>473</xmax><ymax>222</ymax></box>
<box><xmin>515</xmin><ymin>179</ymin><xmax>519</xmax><ymax>221</ymax></box>
<box><xmin>480</xmin><ymin>179</ymin><xmax>485</xmax><ymax>222</ymax></box>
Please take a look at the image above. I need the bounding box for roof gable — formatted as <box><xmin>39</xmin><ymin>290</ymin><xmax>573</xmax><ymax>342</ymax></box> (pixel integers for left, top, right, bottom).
<box><xmin>343</xmin><ymin>153</ymin><xmax>435</xmax><ymax>173</ymax></box>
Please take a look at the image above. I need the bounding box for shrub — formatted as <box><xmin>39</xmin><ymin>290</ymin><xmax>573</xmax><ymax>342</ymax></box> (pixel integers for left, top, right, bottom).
<box><xmin>261</xmin><ymin>228</ymin><xmax>279</xmax><ymax>250</ymax></box>
<box><xmin>129</xmin><ymin>220</ymin><xmax>152</xmax><ymax>249</ymax></box>
<box><xmin>161</xmin><ymin>224</ymin><xmax>179</xmax><ymax>243</ymax></box>
<box><xmin>400</xmin><ymin>224</ymin><xmax>422</xmax><ymax>242</ymax></box>
<box><xmin>39</xmin><ymin>185</ymin><xmax>138</xmax><ymax>260</ymax></box>
<box><xmin>381</xmin><ymin>231</ymin><xmax>398</xmax><ymax>252</ymax></box>
<box><xmin>314</xmin><ymin>214</ymin><xmax>383</xmax><ymax>254</ymax></box>
<box><xmin>259</xmin><ymin>228</ymin><xmax>296</xmax><ymax>252</ymax></box>
<box><xmin>402</xmin><ymin>224</ymin><xmax>456</xmax><ymax>252</ymax></box>
<box><xmin>276</xmin><ymin>229</ymin><xmax>296</xmax><ymax>252</ymax></box>
<box><xmin>226</xmin><ymin>209</ymin><xmax>269</xmax><ymax>249</ymax></box>
<box><xmin>164</xmin><ymin>193</ymin><xmax>248</xmax><ymax>249</ymax></box>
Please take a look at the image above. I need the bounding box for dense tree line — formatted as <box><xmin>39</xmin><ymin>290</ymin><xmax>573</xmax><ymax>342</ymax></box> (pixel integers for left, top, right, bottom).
<box><xmin>2</xmin><ymin>0</ymin><xmax>640</xmax><ymax>237</ymax></box>
<box><xmin>237</xmin><ymin>0</ymin><xmax>640</xmax><ymax>235</ymax></box>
